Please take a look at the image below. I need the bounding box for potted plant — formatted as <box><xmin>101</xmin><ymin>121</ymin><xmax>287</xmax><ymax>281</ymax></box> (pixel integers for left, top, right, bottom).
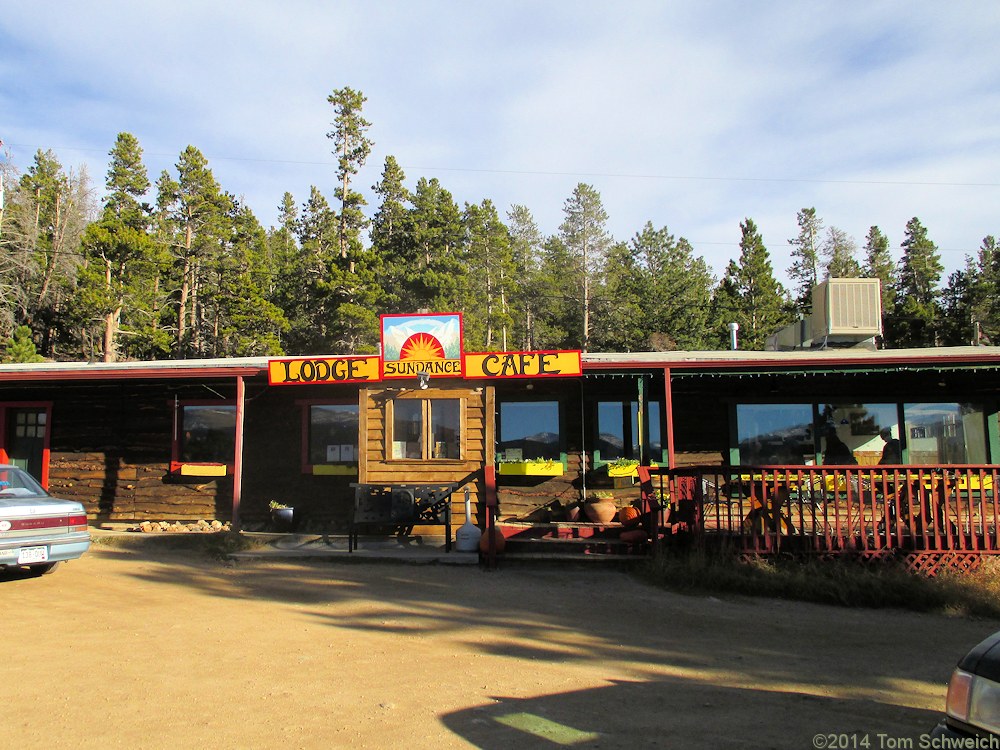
<box><xmin>269</xmin><ymin>501</ymin><xmax>295</xmax><ymax>532</ymax></box>
<box><xmin>584</xmin><ymin>490</ymin><xmax>618</xmax><ymax>524</ymax></box>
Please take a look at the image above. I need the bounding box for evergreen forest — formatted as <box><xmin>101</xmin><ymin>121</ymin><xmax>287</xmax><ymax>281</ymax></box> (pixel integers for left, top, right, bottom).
<box><xmin>1</xmin><ymin>87</ymin><xmax>998</xmax><ymax>363</ymax></box>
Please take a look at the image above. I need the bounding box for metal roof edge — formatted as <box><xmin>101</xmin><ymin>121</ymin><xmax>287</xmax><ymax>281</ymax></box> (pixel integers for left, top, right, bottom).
<box><xmin>0</xmin><ymin>357</ymin><xmax>270</xmax><ymax>382</ymax></box>
<box><xmin>581</xmin><ymin>346</ymin><xmax>1000</xmax><ymax>371</ymax></box>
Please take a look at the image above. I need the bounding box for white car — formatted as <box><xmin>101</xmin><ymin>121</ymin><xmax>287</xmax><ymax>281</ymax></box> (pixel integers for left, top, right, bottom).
<box><xmin>0</xmin><ymin>465</ymin><xmax>91</xmax><ymax>576</ymax></box>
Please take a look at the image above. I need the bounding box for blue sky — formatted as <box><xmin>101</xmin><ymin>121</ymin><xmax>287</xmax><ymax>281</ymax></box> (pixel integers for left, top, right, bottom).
<box><xmin>2</xmin><ymin>1</ymin><xmax>999</xmax><ymax>286</ymax></box>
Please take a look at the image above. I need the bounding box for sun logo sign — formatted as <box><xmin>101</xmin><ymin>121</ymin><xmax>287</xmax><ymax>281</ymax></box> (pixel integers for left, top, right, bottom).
<box><xmin>381</xmin><ymin>313</ymin><xmax>464</xmax><ymax>380</ymax></box>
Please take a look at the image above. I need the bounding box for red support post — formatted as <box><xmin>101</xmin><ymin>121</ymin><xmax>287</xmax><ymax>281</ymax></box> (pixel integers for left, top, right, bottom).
<box><xmin>232</xmin><ymin>375</ymin><xmax>246</xmax><ymax>533</ymax></box>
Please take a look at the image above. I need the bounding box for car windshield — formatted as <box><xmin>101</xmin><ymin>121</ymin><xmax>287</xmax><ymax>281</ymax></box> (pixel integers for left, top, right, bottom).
<box><xmin>0</xmin><ymin>467</ymin><xmax>47</xmax><ymax>497</ymax></box>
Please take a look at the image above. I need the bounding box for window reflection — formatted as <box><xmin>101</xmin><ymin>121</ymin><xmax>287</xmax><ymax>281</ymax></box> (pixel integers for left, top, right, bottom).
<box><xmin>596</xmin><ymin>400</ymin><xmax>661</xmax><ymax>461</ymax></box>
<box><xmin>734</xmin><ymin>401</ymin><xmax>987</xmax><ymax>466</ymax></box>
<box><xmin>736</xmin><ymin>404</ymin><xmax>814</xmax><ymax>465</ymax></box>
<box><xmin>309</xmin><ymin>404</ymin><xmax>359</xmax><ymax>464</ymax></box>
<box><xmin>181</xmin><ymin>405</ymin><xmax>236</xmax><ymax>463</ymax></box>
<box><xmin>818</xmin><ymin>404</ymin><xmax>899</xmax><ymax>466</ymax></box>
<box><xmin>904</xmin><ymin>403</ymin><xmax>986</xmax><ymax>464</ymax></box>
<box><xmin>392</xmin><ymin>400</ymin><xmax>423</xmax><ymax>459</ymax></box>
<box><xmin>431</xmin><ymin>400</ymin><xmax>460</xmax><ymax>459</ymax></box>
<box><xmin>498</xmin><ymin>401</ymin><xmax>560</xmax><ymax>460</ymax></box>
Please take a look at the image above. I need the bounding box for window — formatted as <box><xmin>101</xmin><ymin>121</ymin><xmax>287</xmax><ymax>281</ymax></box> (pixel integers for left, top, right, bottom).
<box><xmin>595</xmin><ymin>400</ymin><xmax>662</xmax><ymax>462</ymax></box>
<box><xmin>497</xmin><ymin>400</ymin><xmax>561</xmax><ymax>461</ymax></box>
<box><xmin>389</xmin><ymin>398</ymin><xmax>462</xmax><ymax>460</ymax></box>
<box><xmin>734</xmin><ymin>401</ymin><xmax>990</xmax><ymax>466</ymax></box>
<box><xmin>736</xmin><ymin>404</ymin><xmax>814</xmax><ymax>465</ymax></box>
<box><xmin>904</xmin><ymin>403</ymin><xmax>986</xmax><ymax>464</ymax></box>
<box><xmin>179</xmin><ymin>404</ymin><xmax>236</xmax><ymax>464</ymax></box>
<box><xmin>818</xmin><ymin>403</ymin><xmax>899</xmax><ymax>465</ymax></box>
<box><xmin>308</xmin><ymin>404</ymin><xmax>359</xmax><ymax>465</ymax></box>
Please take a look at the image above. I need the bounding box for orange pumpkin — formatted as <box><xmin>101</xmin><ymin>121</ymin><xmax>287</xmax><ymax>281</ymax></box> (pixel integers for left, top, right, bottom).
<box><xmin>618</xmin><ymin>506</ymin><xmax>641</xmax><ymax>526</ymax></box>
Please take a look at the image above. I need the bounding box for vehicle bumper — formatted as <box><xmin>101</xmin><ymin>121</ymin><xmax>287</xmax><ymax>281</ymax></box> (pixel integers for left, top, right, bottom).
<box><xmin>0</xmin><ymin>533</ymin><xmax>91</xmax><ymax>567</ymax></box>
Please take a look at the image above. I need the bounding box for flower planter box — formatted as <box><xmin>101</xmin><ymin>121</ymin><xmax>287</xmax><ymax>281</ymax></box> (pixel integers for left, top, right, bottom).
<box><xmin>312</xmin><ymin>464</ymin><xmax>358</xmax><ymax>476</ymax></box>
<box><xmin>497</xmin><ymin>461</ymin><xmax>564</xmax><ymax>477</ymax></box>
<box><xmin>606</xmin><ymin>462</ymin><xmax>657</xmax><ymax>478</ymax></box>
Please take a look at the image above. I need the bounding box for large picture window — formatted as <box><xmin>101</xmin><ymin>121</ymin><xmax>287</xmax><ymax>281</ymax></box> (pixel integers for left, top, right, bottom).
<box><xmin>595</xmin><ymin>400</ymin><xmax>662</xmax><ymax>463</ymax></box>
<box><xmin>497</xmin><ymin>400</ymin><xmax>561</xmax><ymax>461</ymax></box>
<box><xmin>904</xmin><ymin>403</ymin><xmax>987</xmax><ymax>464</ymax></box>
<box><xmin>179</xmin><ymin>404</ymin><xmax>236</xmax><ymax>464</ymax></box>
<box><xmin>389</xmin><ymin>398</ymin><xmax>462</xmax><ymax>460</ymax></box>
<box><xmin>309</xmin><ymin>404</ymin><xmax>359</xmax><ymax>465</ymax></box>
<box><xmin>736</xmin><ymin>404</ymin><xmax>814</xmax><ymax>465</ymax></box>
<box><xmin>818</xmin><ymin>403</ymin><xmax>900</xmax><ymax>465</ymax></box>
<box><xmin>734</xmin><ymin>401</ymin><xmax>989</xmax><ymax>466</ymax></box>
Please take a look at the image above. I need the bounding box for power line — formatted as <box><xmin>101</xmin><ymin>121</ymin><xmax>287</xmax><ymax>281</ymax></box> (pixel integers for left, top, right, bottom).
<box><xmin>7</xmin><ymin>142</ymin><xmax>1000</xmax><ymax>189</ymax></box>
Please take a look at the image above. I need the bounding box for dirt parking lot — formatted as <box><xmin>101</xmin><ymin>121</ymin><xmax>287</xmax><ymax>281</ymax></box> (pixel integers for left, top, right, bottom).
<box><xmin>3</xmin><ymin>538</ymin><xmax>997</xmax><ymax>749</ymax></box>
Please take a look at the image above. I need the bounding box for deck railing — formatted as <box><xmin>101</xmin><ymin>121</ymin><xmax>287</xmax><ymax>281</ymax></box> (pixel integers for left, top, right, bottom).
<box><xmin>644</xmin><ymin>465</ymin><xmax>1000</xmax><ymax>557</ymax></box>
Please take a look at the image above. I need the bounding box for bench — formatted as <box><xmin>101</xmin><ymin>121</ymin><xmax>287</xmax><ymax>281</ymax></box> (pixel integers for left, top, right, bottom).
<box><xmin>348</xmin><ymin>483</ymin><xmax>455</xmax><ymax>552</ymax></box>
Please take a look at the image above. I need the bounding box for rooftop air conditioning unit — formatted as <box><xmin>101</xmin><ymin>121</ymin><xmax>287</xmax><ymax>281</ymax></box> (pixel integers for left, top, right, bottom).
<box><xmin>808</xmin><ymin>278</ymin><xmax>883</xmax><ymax>343</ymax></box>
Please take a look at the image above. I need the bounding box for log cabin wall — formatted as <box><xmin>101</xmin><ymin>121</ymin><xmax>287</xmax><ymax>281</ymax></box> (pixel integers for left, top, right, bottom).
<box><xmin>0</xmin><ymin>379</ymin><xmax>243</xmax><ymax>521</ymax></box>
<box><xmin>239</xmin><ymin>382</ymin><xmax>360</xmax><ymax>528</ymax></box>
<box><xmin>362</xmin><ymin>381</ymin><xmax>490</xmax><ymax>527</ymax></box>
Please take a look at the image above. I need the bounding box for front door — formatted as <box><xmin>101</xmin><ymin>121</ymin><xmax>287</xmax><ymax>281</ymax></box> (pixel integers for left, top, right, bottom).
<box><xmin>6</xmin><ymin>407</ymin><xmax>47</xmax><ymax>481</ymax></box>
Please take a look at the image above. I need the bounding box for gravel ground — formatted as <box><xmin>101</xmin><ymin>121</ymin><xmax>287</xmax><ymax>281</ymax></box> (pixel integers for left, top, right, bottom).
<box><xmin>2</xmin><ymin>538</ymin><xmax>996</xmax><ymax>749</ymax></box>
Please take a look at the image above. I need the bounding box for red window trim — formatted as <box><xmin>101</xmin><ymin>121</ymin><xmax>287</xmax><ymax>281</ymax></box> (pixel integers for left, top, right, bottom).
<box><xmin>170</xmin><ymin>399</ymin><xmax>237</xmax><ymax>475</ymax></box>
<box><xmin>296</xmin><ymin>399</ymin><xmax>360</xmax><ymax>475</ymax></box>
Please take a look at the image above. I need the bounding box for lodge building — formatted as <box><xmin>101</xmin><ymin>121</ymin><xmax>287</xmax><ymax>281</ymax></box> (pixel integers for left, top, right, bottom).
<box><xmin>1</xmin><ymin>311</ymin><xmax>998</xmax><ymax>563</ymax></box>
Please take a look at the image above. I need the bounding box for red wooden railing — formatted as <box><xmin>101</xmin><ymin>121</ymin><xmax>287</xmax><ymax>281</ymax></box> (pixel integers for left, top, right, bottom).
<box><xmin>643</xmin><ymin>465</ymin><xmax>1000</xmax><ymax>557</ymax></box>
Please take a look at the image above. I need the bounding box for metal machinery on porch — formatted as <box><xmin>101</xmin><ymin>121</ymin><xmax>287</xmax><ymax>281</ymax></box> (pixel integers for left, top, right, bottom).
<box><xmin>348</xmin><ymin>482</ymin><xmax>455</xmax><ymax>552</ymax></box>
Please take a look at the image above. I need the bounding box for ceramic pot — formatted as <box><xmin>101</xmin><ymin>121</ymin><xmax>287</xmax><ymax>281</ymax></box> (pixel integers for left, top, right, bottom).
<box><xmin>584</xmin><ymin>499</ymin><xmax>617</xmax><ymax>524</ymax></box>
<box><xmin>270</xmin><ymin>507</ymin><xmax>295</xmax><ymax>532</ymax></box>
<box><xmin>479</xmin><ymin>525</ymin><xmax>506</xmax><ymax>554</ymax></box>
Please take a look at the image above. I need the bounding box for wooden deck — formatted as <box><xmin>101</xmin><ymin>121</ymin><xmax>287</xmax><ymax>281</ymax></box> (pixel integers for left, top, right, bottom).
<box><xmin>641</xmin><ymin>465</ymin><xmax>1000</xmax><ymax>570</ymax></box>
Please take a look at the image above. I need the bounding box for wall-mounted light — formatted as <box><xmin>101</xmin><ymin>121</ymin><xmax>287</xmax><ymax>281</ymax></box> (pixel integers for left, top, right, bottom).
<box><xmin>417</xmin><ymin>371</ymin><xmax>430</xmax><ymax>390</ymax></box>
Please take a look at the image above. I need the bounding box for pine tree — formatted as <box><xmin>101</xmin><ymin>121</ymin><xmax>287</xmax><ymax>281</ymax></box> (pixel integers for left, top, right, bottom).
<box><xmin>505</xmin><ymin>204</ymin><xmax>544</xmax><ymax>350</ymax></box>
<box><xmin>787</xmin><ymin>208</ymin><xmax>823</xmax><ymax>313</ymax></box>
<box><xmin>155</xmin><ymin>146</ymin><xmax>231</xmax><ymax>357</ymax></box>
<box><xmin>823</xmin><ymin>227</ymin><xmax>861</xmax><ymax>279</ymax></box>
<box><xmin>399</xmin><ymin>177</ymin><xmax>464</xmax><ymax>312</ymax></box>
<box><xmin>2</xmin><ymin>325</ymin><xmax>45</xmax><ymax>363</ymax></box>
<box><xmin>74</xmin><ymin>132</ymin><xmax>163</xmax><ymax>362</ymax></box>
<box><xmin>892</xmin><ymin>217</ymin><xmax>943</xmax><ymax>347</ymax></box>
<box><xmin>4</xmin><ymin>150</ymin><xmax>93</xmax><ymax>356</ymax></box>
<box><xmin>712</xmin><ymin>218</ymin><xmax>791</xmax><ymax>350</ymax></box>
<box><xmin>531</xmin><ymin>236</ymin><xmax>579</xmax><ymax>349</ymax></box>
<box><xmin>558</xmin><ymin>183</ymin><xmax>611</xmax><ymax>352</ymax></box>
<box><xmin>939</xmin><ymin>236</ymin><xmax>997</xmax><ymax>346</ymax></box>
<box><xmin>371</xmin><ymin>156</ymin><xmax>411</xmax><ymax>312</ymax></box>
<box><xmin>597</xmin><ymin>222</ymin><xmax>714</xmax><ymax>351</ymax></box>
<box><xmin>207</xmin><ymin>202</ymin><xmax>289</xmax><ymax>356</ymax></box>
<box><xmin>326</xmin><ymin>86</ymin><xmax>372</xmax><ymax>273</ymax></box>
<box><xmin>863</xmin><ymin>225</ymin><xmax>895</xmax><ymax>313</ymax></box>
<box><xmin>286</xmin><ymin>186</ymin><xmax>337</xmax><ymax>352</ymax></box>
<box><xmin>461</xmin><ymin>200</ymin><xmax>516</xmax><ymax>351</ymax></box>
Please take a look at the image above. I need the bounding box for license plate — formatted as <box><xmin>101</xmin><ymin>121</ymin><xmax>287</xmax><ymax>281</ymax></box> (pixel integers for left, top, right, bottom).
<box><xmin>17</xmin><ymin>546</ymin><xmax>48</xmax><ymax>564</ymax></box>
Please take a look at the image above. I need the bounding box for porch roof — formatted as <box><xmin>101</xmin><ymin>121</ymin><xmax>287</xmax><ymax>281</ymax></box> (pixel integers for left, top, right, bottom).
<box><xmin>582</xmin><ymin>346</ymin><xmax>1000</xmax><ymax>377</ymax></box>
<box><xmin>0</xmin><ymin>356</ymin><xmax>270</xmax><ymax>382</ymax></box>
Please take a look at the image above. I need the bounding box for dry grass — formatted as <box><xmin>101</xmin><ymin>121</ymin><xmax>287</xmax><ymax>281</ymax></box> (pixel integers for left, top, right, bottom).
<box><xmin>90</xmin><ymin>530</ymin><xmax>271</xmax><ymax>559</ymax></box>
<box><xmin>639</xmin><ymin>549</ymin><xmax>1000</xmax><ymax>618</ymax></box>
